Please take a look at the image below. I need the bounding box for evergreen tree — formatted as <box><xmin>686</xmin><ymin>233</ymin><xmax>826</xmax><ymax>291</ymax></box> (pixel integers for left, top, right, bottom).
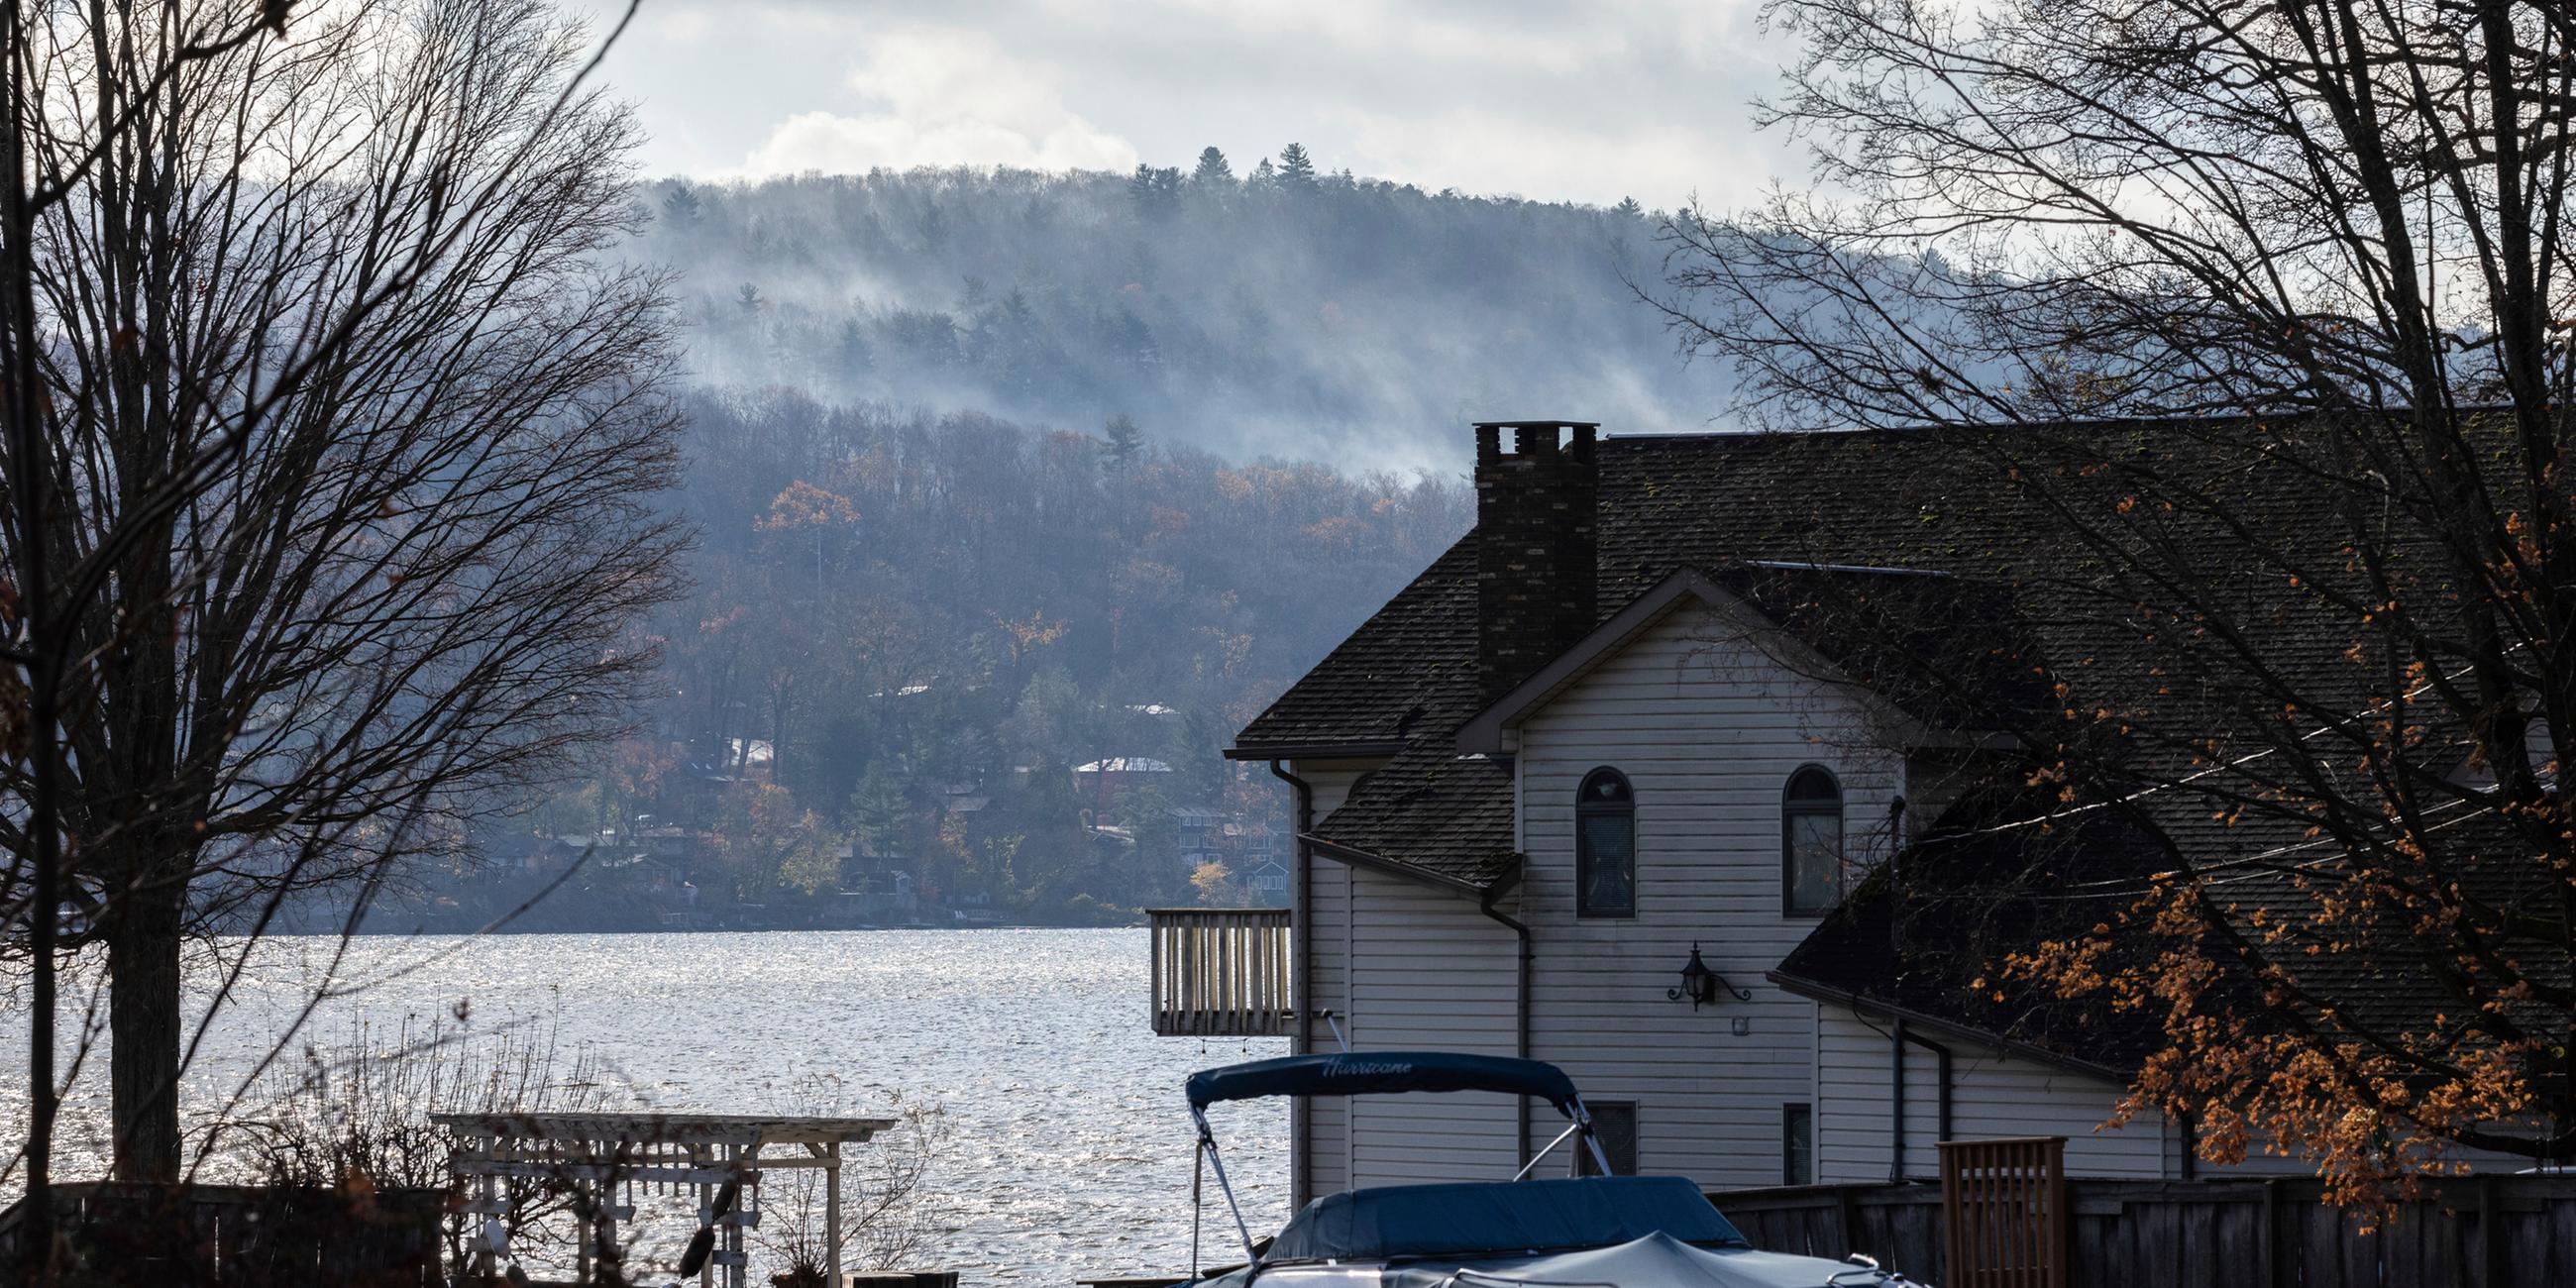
<box><xmin>662</xmin><ymin>182</ymin><xmax>703</xmax><ymax>226</ymax></box>
<box><xmin>1276</xmin><ymin>143</ymin><xmax>1318</xmax><ymax>190</ymax></box>
<box><xmin>836</xmin><ymin>318</ymin><xmax>875</xmax><ymax>393</ymax></box>
<box><xmin>848</xmin><ymin>761</ymin><xmax>907</xmax><ymax>857</ymax></box>
<box><xmin>1245</xmin><ymin>157</ymin><xmax>1277</xmax><ymax>189</ymax></box>
<box><xmin>1192</xmin><ymin>147</ymin><xmax>1234</xmax><ymax>185</ymax></box>
<box><xmin>1102</xmin><ymin>413</ymin><xmax>1143</xmax><ymax>469</ymax></box>
<box><xmin>1127</xmin><ymin>164</ymin><xmax>1182</xmax><ymax>219</ymax></box>
<box><xmin>1612</xmin><ymin>196</ymin><xmax>1644</xmax><ymax>219</ymax></box>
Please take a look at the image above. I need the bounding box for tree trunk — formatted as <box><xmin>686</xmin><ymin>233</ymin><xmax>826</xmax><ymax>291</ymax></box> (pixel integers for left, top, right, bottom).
<box><xmin>106</xmin><ymin>880</ymin><xmax>184</xmax><ymax>1182</ymax></box>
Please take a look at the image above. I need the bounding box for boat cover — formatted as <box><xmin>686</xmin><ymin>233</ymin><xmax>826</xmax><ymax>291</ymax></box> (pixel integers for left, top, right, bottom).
<box><xmin>1267</xmin><ymin>1176</ymin><xmax>1746</xmax><ymax>1262</ymax></box>
<box><xmin>1378</xmin><ymin>1230</ymin><xmax>1891</xmax><ymax>1288</ymax></box>
<box><xmin>1185</xmin><ymin>1052</ymin><xmax>1582</xmax><ymax>1116</ymax></box>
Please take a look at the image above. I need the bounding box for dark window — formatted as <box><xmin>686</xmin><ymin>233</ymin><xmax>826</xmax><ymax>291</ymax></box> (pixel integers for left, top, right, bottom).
<box><xmin>1579</xmin><ymin>1101</ymin><xmax>1640</xmax><ymax>1176</ymax></box>
<box><xmin>1576</xmin><ymin>768</ymin><xmax>1636</xmax><ymax>917</ymax></box>
<box><xmin>1782</xmin><ymin>767</ymin><xmax>1843</xmax><ymax>916</ymax></box>
<box><xmin>1783</xmin><ymin>1103</ymin><xmax>1814</xmax><ymax>1185</ymax></box>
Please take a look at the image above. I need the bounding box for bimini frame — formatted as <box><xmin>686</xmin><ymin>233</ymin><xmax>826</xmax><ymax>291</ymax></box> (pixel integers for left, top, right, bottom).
<box><xmin>1181</xmin><ymin>1052</ymin><xmax>1614</xmax><ymax>1276</ymax></box>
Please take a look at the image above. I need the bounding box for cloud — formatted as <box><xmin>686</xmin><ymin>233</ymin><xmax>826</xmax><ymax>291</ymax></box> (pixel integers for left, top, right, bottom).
<box><xmin>577</xmin><ymin>0</ymin><xmax>1793</xmax><ymax>207</ymax></box>
<box><xmin>733</xmin><ymin>25</ymin><xmax>1139</xmax><ymax>176</ymax></box>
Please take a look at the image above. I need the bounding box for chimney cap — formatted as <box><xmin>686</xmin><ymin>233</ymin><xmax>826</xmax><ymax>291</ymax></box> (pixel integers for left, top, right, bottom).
<box><xmin>1472</xmin><ymin>419</ymin><xmax>1600</xmax><ymax>430</ymax></box>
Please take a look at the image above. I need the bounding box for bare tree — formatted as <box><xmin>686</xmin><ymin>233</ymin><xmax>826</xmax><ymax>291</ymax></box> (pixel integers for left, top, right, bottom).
<box><xmin>0</xmin><ymin>0</ymin><xmax>677</xmax><ymax>1222</ymax></box>
<box><xmin>1655</xmin><ymin>0</ymin><xmax>2576</xmax><ymax>1195</ymax></box>
<box><xmin>226</xmin><ymin>1016</ymin><xmax>619</xmax><ymax>1283</ymax></box>
<box><xmin>752</xmin><ymin>1084</ymin><xmax>948</xmax><ymax>1287</ymax></box>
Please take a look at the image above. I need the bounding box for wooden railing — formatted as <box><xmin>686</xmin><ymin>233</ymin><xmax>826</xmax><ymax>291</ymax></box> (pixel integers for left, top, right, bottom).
<box><xmin>1148</xmin><ymin>908</ymin><xmax>1292</xmax><ymax>1036</ymax></box>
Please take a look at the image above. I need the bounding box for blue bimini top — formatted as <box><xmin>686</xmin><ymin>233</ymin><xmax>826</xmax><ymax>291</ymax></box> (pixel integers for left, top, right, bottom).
<box><xmin>1183</xmin><ymin>1051</ymin><xmax>1583</xmax><ymax>1118</ymax></box>
<box><xmin>1265</xmin><ymin>1175</ymin><xmax>1748</xmax><ymax>1262</ymax></box>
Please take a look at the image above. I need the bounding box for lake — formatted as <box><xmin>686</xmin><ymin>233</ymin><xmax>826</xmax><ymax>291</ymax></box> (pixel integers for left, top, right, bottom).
<box><xmin>3</xmin><ymin>928</ymin><xmax>1289</xmax><ymax>1285</ymax></box>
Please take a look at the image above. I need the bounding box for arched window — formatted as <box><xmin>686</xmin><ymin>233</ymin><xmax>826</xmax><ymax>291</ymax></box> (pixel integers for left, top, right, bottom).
<box><xmin>1782</xmin><ymin>767</ymin><xmax>1843</xmax><ymax>916</ymax></box>
<box><xmin>1576</xmin><ymin>768</ymin><xmax>1636</xmax><ymax>917</ymax></box>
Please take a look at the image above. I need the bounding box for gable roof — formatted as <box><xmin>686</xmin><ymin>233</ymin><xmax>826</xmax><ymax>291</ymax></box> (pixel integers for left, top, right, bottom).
<box><xmin>1456</xmin><ymin>563</ymin><xmax>2039</xmax><ymax>755</ymax></box>
<box><xmin>1249</xmin><ymin>415</ymin><xmax>2559</xmax><ymax>1100</ymax></box>
<box><xmin>1230</xmin><ymin>535</ymin><xmax>1478</xmax><ymax>759</ymax></box>
<box><xmin>1249</xmin><ymin>428</ymin><xmax>2015</xmax><ymax>889</ymax></box>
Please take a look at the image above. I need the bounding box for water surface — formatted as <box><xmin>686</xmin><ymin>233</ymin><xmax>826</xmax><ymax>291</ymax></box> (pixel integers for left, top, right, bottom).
<box><xmin>6</xmin><ymin>928</ymin><xmax>1288</xmax><ymax>1285</ymax></box>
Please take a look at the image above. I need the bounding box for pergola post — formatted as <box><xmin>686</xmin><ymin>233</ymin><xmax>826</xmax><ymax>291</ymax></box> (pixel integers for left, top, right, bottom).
<box><xmin>825</xmin><ymin>1141</ymin><xmax>843</xmax><ymax>1288</ymax></box>
<box><xmin>695</xmin><ymin>1141</ymin><xmax>716</xmax><ymax>1288</ymax></box>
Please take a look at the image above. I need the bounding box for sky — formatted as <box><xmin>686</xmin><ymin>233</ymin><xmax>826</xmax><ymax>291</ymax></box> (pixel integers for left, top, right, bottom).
<box><xmin>567</xmin><ymin>0</ymin><xmax>1804</xmax><ymax>210</ymax></box>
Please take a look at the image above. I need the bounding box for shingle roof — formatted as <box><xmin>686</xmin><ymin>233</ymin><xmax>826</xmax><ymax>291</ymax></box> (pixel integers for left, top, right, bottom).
<box><xmin>1770</xmin><ymin>794</ymin><xmax>2179</xmax><ymax>1074</ymax></box>
<box><xmin>1256</xmin><ymin>415</ymin><xmax>2550</xmax><ymax>1078</ymax></box>
<box><xmin>1250</xmin><ymin>428</ymin><xmax>2014</xmax><ymax>887</ymax></box>
<box><xmin>1233</xmin><ymin>536</ymin><xmax>1480</xmax><ymax>757</ymax></box>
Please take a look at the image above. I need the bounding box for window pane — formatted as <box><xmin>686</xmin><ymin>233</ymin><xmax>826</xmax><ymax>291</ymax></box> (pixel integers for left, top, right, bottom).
<box><xmin>1580</xmin><ymin>1102</ymin><xmax>1639</xmax><ymax>1176</ymax></box>
<box><xmin>1787</xmin><ymin>811</ymin><xmax>1840</xmax><ymax>912</ymax></box>
<box><xmin>1578</xmin><ymin>811</ymin><xmax>1635</xmax><ymax>915</ymax></box>
<box><xmin>1783</xmin><ymin>1104</ymin><xmax>1814</xmax><ymax>1184</ymax></box>
<box><xmin>1786</xmin><ymin>768</ymin><xmax>1838</xmax><ymax>802</ymax></box>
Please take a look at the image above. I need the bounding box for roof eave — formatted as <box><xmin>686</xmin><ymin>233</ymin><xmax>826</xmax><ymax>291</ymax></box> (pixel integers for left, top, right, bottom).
<box><xmin>1225</xmin><ymin>740</ymin><xmax>1408</xmax><ymax>762</ymax></box>
<box><xmin>1302</xmin><ymin>832</ymin><xmax>1506</xmax><ymax>898</ymax></box>
<box><xmin>1764</xmin><ymin>968</ymin><xmax>2137</xmax><ymax>1088</ymax></box>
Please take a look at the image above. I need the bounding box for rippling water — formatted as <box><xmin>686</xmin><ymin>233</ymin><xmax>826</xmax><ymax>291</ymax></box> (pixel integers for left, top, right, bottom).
<box><xmin>5</xmin><ymin>929</ymin><xmax>1288</xmax><ymax>1285</ymax></box>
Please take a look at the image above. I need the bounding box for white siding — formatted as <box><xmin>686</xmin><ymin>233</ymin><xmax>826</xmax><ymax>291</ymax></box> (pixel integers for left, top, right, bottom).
<box><xmin>1514</xmin><ymin>602</ymin><xmax>1904</xmax><ymax>1190</ymax></box>
<box><xmin>1814</xmin><ymin>1007</ymin><xmax>2186</xmax><ymax>1181</ymax></box>
<box><xmin>1292</xmin><ymin>766</ymin><xmax>1368</xmax><ymax>1202</ymax></box>
<box><xmin>1814</xmin><ymin>1007</ymin><xmax>2544</xmax><ymax>1180</ymax></box>
<box><xmin>1342</xmin><ymin>872</ymin><xmax>1519</xmax><ymax>1188</ymax></box>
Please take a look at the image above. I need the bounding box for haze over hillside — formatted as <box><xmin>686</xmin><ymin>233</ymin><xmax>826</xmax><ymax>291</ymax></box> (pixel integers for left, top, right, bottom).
<box><xmin>397</xmin><ymin>156</ymin><xmax>1734</xmax><ymax>929</ymax></box>
<box><xmin>630</xmin><ymin>152</ymin><xmax>1728</xmax><ymax>474</ymax></box>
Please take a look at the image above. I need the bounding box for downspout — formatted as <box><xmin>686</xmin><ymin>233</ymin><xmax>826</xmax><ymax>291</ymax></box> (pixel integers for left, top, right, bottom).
<box><xmin>1269</xmin><ymin>760</ymin><xmax>1315</xmax><ymax>1207</ymax></box>
<box><xmin>1889</xmin><ymin>1017</ymin><xmax>1907</xmax><ymax>1183</ymax></box>
<box><xmin>1479</xmin><ymin>881</ymin><xmax>1533</xmax><ymax>1171</ymax></box>
<box><xmin>1902</xmin><ymin>1029</ymin><xmax>1954</xmax><ymax>1146</ymax></box>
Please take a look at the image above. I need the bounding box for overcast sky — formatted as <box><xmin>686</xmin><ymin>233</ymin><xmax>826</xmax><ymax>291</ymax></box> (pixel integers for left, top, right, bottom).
<box><xmin>570</xmin><ymin>0</ymin><xmax>1803</xmax><ymax>210</ymax></box>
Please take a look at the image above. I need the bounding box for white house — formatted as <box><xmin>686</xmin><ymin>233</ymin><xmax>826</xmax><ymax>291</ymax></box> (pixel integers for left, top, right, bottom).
<box><xmin>1223</xmin><ymin>421</ymin><xmax>2518</xmax><ymax>1207</ymax></box>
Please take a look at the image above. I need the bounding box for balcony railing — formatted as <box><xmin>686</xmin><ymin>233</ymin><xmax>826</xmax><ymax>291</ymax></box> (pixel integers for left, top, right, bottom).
<box><xmin>1148</xmin><ymin>907</ymin><xmax>1293</xmax><ymax>1037</ymax></box>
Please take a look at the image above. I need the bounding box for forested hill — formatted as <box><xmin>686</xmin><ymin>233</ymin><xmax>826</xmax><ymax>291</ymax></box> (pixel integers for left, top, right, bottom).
<box><xmin>629</xmin><ymin>154</ymin><xmax>1723</xmax><ymax>474</ymax></box>
<box><xmin>440</xmin><ymin>159</ymin><xmax>1720</xmax><ymax>929</ymax></box>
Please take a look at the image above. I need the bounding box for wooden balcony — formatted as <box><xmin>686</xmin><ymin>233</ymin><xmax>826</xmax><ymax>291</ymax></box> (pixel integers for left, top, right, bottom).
<box><xmin>1148</xmin><ymin>908</ymin><xmax>1293</xmax><ymax>1036</ymax></box>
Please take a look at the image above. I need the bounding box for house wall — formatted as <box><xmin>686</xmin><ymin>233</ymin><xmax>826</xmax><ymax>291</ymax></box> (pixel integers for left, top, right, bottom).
<box><xmin>1812</xmin><ymin>1007</ymin><xmax>2547</xmax><ymax>1182</ymax></box>
<box><xmin>1342</xmin><ymin>871</ymin><xmax>1520</xmax><ymax>1188</ymax></box>
<box><xmin>1292</xmin><ymin>764</ymin><xmax>1369</xmax><ymax>1203</ymax></box>
<box><xmin>1813</xmin><ymin>1006</ymin><xmax>2191</xmax><ymax>1181</ymax></box>
<box><xmin>1290</xmin><ymin>762</ymin><xmax>1524</xmax><ymax>1195</ymax></box>
<box><xmin>1513</xmin><ymin>602</ymin><xmax>1905</xmax><ymax>1190</ymax></box>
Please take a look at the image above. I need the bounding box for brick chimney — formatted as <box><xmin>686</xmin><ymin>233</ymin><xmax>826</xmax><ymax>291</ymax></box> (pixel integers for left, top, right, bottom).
<box><xmin>1474</xmin><ymin>421</ymin><xmax>1599</xmax><ymax>705</ymax></box>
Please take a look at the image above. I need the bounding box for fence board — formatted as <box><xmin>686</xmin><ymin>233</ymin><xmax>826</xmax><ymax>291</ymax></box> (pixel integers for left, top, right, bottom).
<box><xmin>1711</xmin><ymin>1174</ymin><xmax>2576</xmax><ymax>1288</ymax></box>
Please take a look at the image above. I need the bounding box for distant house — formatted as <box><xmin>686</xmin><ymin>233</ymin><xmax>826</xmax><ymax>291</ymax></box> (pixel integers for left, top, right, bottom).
<box><xmin>1241</xmin><ymin>859</ymin><xmax>1290</xmax><ymax>905</ymax></box>
<box><xmin>1171</xmin><ymin>805</ymin><xmax>1226</xmax><ymax>876</ymax></box>
<box><xmin>1072</xmin><ymin>756</ymin><xmax>1172</xmax><ymax>812</ymax></box>
<box><xmin>1222</xmin><ymin>820</ymin><xmax>1278</xmax><ymax>868</ymax></box>
<box><xmin>1228</xmin><ymin>421</ymin><xmax>2523</xmax><ymax>1205</ymax></box>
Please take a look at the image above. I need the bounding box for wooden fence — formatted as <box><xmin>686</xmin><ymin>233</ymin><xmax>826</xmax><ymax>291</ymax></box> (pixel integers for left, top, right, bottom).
<box><xmin>1712</xmin><ymin>1173</ymin><xmax>2576</xmax><ymax>1287</ymax></box>
<box><xmin>0</xmin><ymin>1182</ymin><xmax>443</xmax><ymax>1287</ymax></box>
<box><xmin>1941</xmin><ymin>1138</ymin><xmax>2067</xmax><ymax>1287</ymax></box>
<box><xmin>1148</xmin><ymin>907</ymin><xmax>1292</xmax><ymax>1036</ymax></box>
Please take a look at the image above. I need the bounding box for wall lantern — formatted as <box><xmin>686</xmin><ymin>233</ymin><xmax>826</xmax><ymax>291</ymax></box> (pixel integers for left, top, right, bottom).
<box><xmin>1667</xmin><ymin>942</ymin><xmax>1752</xmax><ymax>1010</ymax></box>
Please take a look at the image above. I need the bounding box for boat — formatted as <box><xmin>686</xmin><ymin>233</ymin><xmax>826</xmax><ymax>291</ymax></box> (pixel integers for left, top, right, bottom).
<box><xmin>1178</xmin><ymin>1050</ymin><xmax>1927</xmax><ymax>1288</ymax></box>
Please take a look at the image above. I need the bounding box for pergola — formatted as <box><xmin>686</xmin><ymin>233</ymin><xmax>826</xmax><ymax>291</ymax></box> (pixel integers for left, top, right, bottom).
<box><xmin>433</xmin><ymin>1111</ymin><xmax>898</xmax><ymax>1288</ymax></box>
